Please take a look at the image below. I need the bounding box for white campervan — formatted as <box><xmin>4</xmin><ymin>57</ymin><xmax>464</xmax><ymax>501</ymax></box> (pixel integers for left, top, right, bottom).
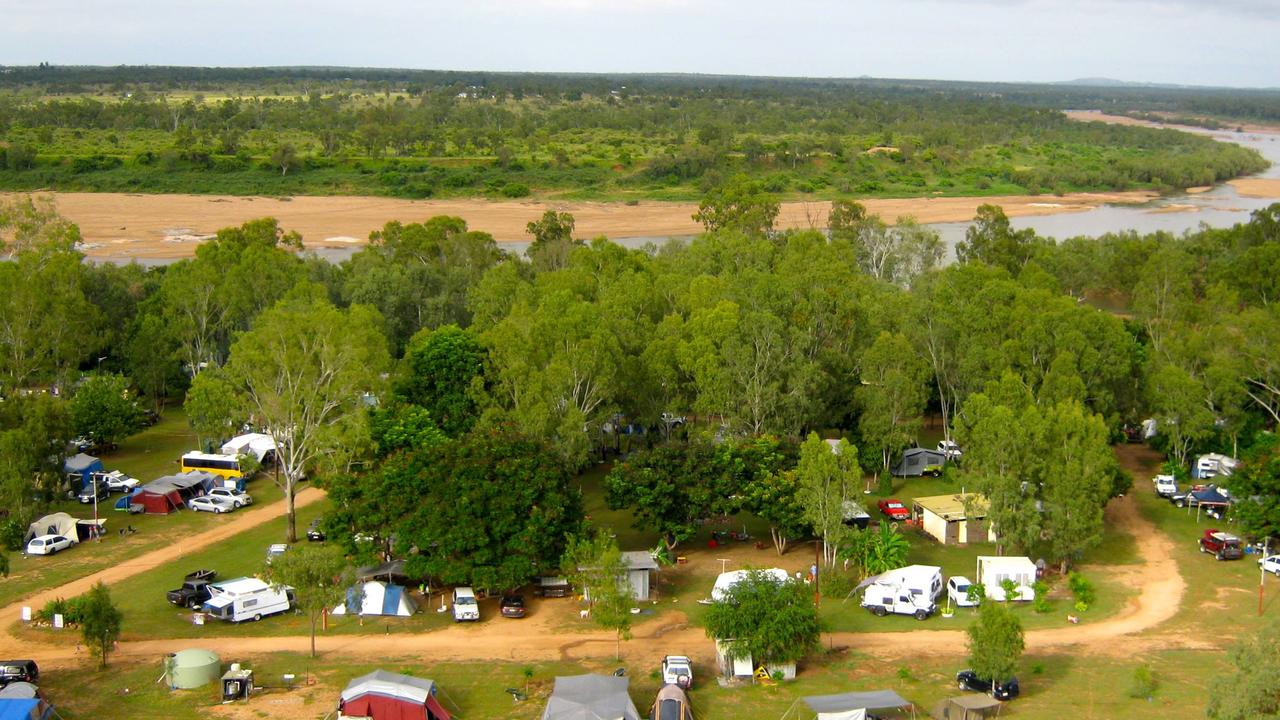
<box><xmin>202</xmin><ymin>577</ymin><xmax>293</xmax><ymax>622</ymax></box>
<box><xmin>859</xmin><ymin>565</ymin><xmax>942</xmax><ymax>620</ymax></box>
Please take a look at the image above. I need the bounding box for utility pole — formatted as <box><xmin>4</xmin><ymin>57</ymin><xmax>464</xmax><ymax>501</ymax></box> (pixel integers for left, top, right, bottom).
<box><xmin>1261</xmin><ymin>537</ymin><xmax>1270</xmax><ymax>617</ymax></box>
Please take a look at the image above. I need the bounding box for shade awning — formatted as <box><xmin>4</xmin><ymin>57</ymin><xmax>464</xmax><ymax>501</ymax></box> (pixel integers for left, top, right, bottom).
<box><xmin>802</xmin><ymin>690</ymin><xmax>911</xmax><ymax>713</ymax></box>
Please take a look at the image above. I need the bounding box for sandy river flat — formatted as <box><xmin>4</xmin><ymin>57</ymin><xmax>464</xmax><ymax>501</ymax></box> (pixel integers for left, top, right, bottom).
<box><xmin>3</xmin><ymin>190</ymin><xmax>1159</xmax><ymax>261</ymax></box>
<box><xmin>1228</xmin><ymin>178</ymin><xmax>1280</xmax><ymax>199</ymax></box>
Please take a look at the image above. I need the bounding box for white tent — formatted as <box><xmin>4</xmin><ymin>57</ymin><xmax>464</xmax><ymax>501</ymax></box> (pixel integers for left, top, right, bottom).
<box><xmin>711</xmin><ymin>568</ymin><xmax>790</xmax><ymax>602</ymax></box>
<box><xmin>332</xmin><ymin>581</ymin><xmax>416</xmax><ymax>617</ymax></box>
<box><xmin>23</xmin><ymin>513</ymin><xmax>79</xmax><ymax>545</ymax></box>
<box><xmin>219</xmin><ymin>433</ymin><xmax>278</xmax><ymax>463</ymax></box>
<box><xmin>542</xmin><ymin>674</ymin><xmax>640</xmax><ymax>720</ymax></box>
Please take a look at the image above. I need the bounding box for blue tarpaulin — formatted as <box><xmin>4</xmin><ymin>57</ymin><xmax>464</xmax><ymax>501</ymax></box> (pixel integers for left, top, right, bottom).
<box><xmin>0</xmin><ymin>698</ymin><xmax>51</xmax><ymax>720</ymax></box>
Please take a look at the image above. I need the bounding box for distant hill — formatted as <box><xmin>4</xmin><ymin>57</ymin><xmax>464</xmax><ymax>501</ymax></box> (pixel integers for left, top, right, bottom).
<box><xmin>1055</xmin><ymin>77</ymin><xmax>1188</xmax><ymax>89</ymax></box>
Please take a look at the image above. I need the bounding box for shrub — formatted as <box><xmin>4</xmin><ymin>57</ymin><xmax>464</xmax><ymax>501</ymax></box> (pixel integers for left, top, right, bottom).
<box><xmin>1032</xmin><ymin>580</ymin><xmax>1051</xmax><ymax>613</ymax></box>
<box><xmin>1068</xmin><ymin>572</ymin><xmax>1095</xmax><ymax>610</ymax></box>
<box><xmin>1128</xmin><ymin>665</ymin><xmax>1158</xmax><ymax>699</ymax></box>
<box><xmin>501</xmin><ymin>182</ymin><xmax>530</xmax><ymax>198</ymax></box>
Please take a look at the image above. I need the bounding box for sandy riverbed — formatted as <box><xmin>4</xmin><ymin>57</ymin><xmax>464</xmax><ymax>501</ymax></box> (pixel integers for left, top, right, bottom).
<box><xmin>1228</xmin><ymin>178</ymin><xmax>1280</xmax><ymax>199</ymax></box>
<box><xmin>4</xmin><ymin>190</ymin><xmax>1159</xmax><ymax>261</ymax></box>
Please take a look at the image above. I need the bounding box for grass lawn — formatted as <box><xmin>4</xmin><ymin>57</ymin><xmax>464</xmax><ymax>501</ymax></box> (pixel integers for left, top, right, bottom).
<box><xmin>38</xmin><ymin>642</ymin><xmax>1229</xmax><ymax>720</ymax></box>
<box><xmin>0</xmin><ymin>410</ymin><xmax>291</xmax><ymax>609</ymax></box>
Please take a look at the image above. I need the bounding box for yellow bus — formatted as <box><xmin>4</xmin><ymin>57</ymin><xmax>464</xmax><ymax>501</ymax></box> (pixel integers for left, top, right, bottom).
<box><xmin>180</xmin><ymin>452</ymin><xmax>246</xmax><ymax>484</ymax></box>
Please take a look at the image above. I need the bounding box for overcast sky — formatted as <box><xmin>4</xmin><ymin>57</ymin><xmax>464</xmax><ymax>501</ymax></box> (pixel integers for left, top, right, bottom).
<box><xmin>3</xmin><ymin>0</ymin><xmax>1278</xmax><ymax>88</ymax></box>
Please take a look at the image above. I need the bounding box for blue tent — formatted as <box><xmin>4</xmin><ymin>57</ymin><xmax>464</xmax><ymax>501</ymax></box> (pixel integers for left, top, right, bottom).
<box><xmin>63</xmin><ymin>453</ymin><xmax>103</xmax><ymax>490</ymax></box>
<box><xmin>1191</xmin><ymin>487</ymin><xmax>1232</xmax><ymax>506</ymax></box>
<box><xmin>114</xmin><ymin>487</ymin><xmax>144</xmax><ymax>511</ymax></box>
<box><xmin>0</xmin><ymin>699</ymin><xmax>52</xmax><ymax>720</ymax></box>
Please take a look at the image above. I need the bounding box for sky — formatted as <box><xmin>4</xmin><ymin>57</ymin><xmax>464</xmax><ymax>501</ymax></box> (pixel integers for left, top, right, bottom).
<box><xmin>2</xmin><ymin>0</ymin><xmax>1279</xmax><ymax>88</ymax></box>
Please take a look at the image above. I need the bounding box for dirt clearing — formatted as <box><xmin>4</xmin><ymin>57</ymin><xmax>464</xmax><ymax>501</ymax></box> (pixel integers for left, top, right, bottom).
<box><xmin>2</xmin><ymin>190</ymin><xmax>1158</xmax><ymax>262</ymax></box>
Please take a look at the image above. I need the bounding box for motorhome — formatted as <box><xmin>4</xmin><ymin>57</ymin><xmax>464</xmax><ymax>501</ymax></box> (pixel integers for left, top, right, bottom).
<box><xmin>202</xmin><ymin>578</ymin><xmax>293</xmax><ymax>622</ymax></box>
<box><xmin>858</xmin><ymin>565</ymin><xmax>942</xmax><ymax>620</ymax></box>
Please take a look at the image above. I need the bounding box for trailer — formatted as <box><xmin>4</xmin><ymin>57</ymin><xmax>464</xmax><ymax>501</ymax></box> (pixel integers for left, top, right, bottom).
<box><xmin>202</xmin><ymin>578</ymin><xmax>293</xmax><ymax>622</ymax></box>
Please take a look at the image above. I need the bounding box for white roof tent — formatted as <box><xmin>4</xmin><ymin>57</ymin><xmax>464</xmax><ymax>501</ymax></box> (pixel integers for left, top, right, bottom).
<box><xmin>711</xmin><ymin>568</ymin><xmax>790</xmax><ymax>602</ymax></box>
<box><xmin>782</xmin><ymin>689</ymin><xmax>915</xmax><ymax>720</ymax></box>
<box><xmin>542</xmin><ymin>674</ymin><xmax>640</xmax><ymax>720</ymax></box>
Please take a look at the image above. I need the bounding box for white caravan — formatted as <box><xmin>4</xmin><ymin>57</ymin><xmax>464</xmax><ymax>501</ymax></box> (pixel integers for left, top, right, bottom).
<box><xmin>202</xmin><ymin>577</ymin><xmax>293</xmax><ymax>622</ymax></box>
<box><xmin>975</xmin><ymin>556</ymin><xmax>1037</xmax><ymax>602</ymax></box>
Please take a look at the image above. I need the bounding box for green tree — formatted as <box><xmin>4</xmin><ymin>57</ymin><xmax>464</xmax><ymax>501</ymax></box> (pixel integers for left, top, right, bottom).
<box><xmin>563</xmin><ymin>532</ymin><xmax>634</xmax><ymax>660</ymax></box>
<box><xmin>125</xmin><ymin>312</ymin><xmax>180</xmax><ymax>413</ymax></box>
<box><xmin>796</xmin><ymin>434</ymin><xmax>859</xmax><ymax>568</ymax></box>
<box><xmin>742</xmin><ymin>468</ymin><xmax>808</xmax><ymax>556</ymax></box>
<box><xmin>264</xmin><ymin>544</ymin><xmax>352</xmax><ymax>658</ymax></box>
<box><xmin>0</xmin><ymin>245</ymin><xmax>99</xmax><ymax>390</ymax></box>
<box><xmin>271</xmin><ymin>143</ymin><xmax>299</xmax><ymax>176</ymax></box>
<box><xmin>841</xmin><ymin>522</ymin><xmax>911</xmax><ymax>579</ymax></box>
<box><xmin>1226</xmin><ymin>436</ymin><xmax>1280</xmax><ymax>541</ymax></box>
<box><xmin>1207</xmin><ymin>618</ymin><xmax>1280</xmax><ymax>720</ymax></box>
<box><xmin>966</xmin><ymin>600</ymin><xmax>1024</xmax><ymax>684</ymax></box>
<box><xmin>69</xmin><ymin>373</ymin><xmax>144</xmax><ymax>449</ymax></box>
<box><xmin>186</xmin><ymin>290</ymin><xmax>390</xmax><ymax>542</ymax></box>
<box><xmin>80</xmin><ymin>581</ymin><xmax>123</xmax><ymax>669</ymax></box>
<box><xmin>605</xmin><ymin>441</ymin><xmax>739</xmax><ymax>551</ymax></box>
<box><xmin>703</xmin><ymin>569</ymin><xmax>821</xmax><ymax>667</ymax></box>
<box><xmin>378</xmin><ymin>429</ymin><xmax>582</xmax><ymax>592</ymax></box>
<box><xmin>525</xmin><ymin>210</ymin><xmax>578</xmax><ymax>272</ymax></box>
<box><xmin>693</xmin><ymin>174</ymin><xmax>780</xmax><ymax>236</ymax></box>
<box><xmin>955</xmin><ymin>204</ymin><xmax>1045</xmax><ymax>276</ymax></box>
<box><xmin>1038</xmin><ymin>401</ymin><xmax>1116</xmax><ymax>572</ymax></box>
<box><xmin>396</xmin><ymin>324</ymin><xmax>485</xmax><ymax>436</ymax></box>
<box><xmin>856</xmin><ymin>332</ymin><xmax>929</xmax><ymax>481</ymax></box>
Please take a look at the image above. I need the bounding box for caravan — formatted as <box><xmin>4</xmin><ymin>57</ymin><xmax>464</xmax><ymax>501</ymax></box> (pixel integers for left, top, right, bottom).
<box><xmin>202</xmin><ymin>578</ymin><xmax>293</xmax><ymax>622</ymax></box>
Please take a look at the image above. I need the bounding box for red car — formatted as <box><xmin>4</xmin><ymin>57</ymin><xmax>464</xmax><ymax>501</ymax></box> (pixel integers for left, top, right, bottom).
<box><xmin>877</xmin><ymin>498</ymin><xmax>910</xmax><ymax>521</ymax></box>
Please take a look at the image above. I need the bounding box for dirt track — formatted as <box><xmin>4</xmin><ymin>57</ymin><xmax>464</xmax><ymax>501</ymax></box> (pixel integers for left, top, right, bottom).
<box><xmin>1</xmin><ymin>190</ymin><xmax>1159</xmax><ymax>262</ymax></box>
<box><xmin>0</xmin><ymin>465</ymin><xmax>1187</xmax><ymax>671</ymax></box>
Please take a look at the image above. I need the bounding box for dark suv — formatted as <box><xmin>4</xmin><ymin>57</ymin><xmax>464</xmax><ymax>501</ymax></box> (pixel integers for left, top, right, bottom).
<box><xmin>0</xmin><ymin>660</ymin><xmax>39</xmax><ymax>686</ymax></box>
<box><xmin>957</xmin><ymin>670</ymin><xmax>1020</xmax><ymax>700</ymax></box>
<box><xmin>1199</xmin><ymin>530</ymin><xmax>1244</xmax><ymax>560</ymax></box>
<box><xmin>500</xmin><ymin>594</ymin><xmax>527</xmax><ymax>618</ymax></box>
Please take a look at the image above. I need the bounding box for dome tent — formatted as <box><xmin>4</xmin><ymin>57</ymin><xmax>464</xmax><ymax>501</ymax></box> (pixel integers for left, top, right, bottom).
<box><xmin>333</xmin><ymin>581</ymin><xmax>417</xmax><ymax>617</ymax></box>
<box><xmin>165</xmin><ymin>648</ymin><xmax>221</xmax><ymax>690</ymax></box>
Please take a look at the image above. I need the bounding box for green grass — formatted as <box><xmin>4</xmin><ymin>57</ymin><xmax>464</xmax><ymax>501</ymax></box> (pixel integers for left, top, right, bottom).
<box><xmin>37</xmin><ymin>643</ymin><xmax>1231</xmax><ymax>720</ymax></box>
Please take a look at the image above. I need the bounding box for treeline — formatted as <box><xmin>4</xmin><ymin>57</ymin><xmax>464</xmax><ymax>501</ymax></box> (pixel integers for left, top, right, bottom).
<box><xmin>0</xmin><ymin>69</ymin><xmax>1266</xmax><ymax>199</ymax></box>
<box><xmin>3</xmin><ymin>189</ymin><xmax>1280</xmax><ymax>585</ymax></box>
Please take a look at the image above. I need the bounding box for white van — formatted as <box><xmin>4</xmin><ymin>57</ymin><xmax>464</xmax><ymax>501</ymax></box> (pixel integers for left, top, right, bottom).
<box><xmin>947</xmin><ymin>576</ymin><xmax>979</xmax><ymax>607</ymax></box>
<box><xmin>452</xmin><ymin>587</ymin><xmax>479</xmax><ymax>622</ymax></box>
<box><xmin>202</xmin><ymin>578</ymin><xmax>293</xmax><ymax>622</ymax></box>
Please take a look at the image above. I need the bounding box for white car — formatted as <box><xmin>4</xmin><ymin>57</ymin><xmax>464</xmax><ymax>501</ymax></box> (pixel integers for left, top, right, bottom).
<box><xmin>208</xmin><ymin>487</ymin><xmax>253</xmax><ymax>508</ymax></box>
<box><xmin>265</xmin><ymin>543</ymin><xmax>289</xmax><ymax>564</ymax></box>
<box><xmin>190</xmin><ymin>495</ymin><xmax>237</xmax><ymax>514</ymax></box>
<box><xmin>101</xmin><ymin>471</ymin><xmax>139</xmax><ymax>493</ymax></box>
<box><xmin>661</xmin><ymin>655</ymin><xmax>694</xmax><ymax>688</ymax></box>
<box><xmin>948</xmin><ymin>576</ymin><xmax>980</xmax><ymax>607</ymax></box>
<box><xmin>937</xmin><ymin>440</ymin><xmax>963</xmax><ymax>460</ymax></box>
<box><xmin>26</xmin><ymin>535</ymin><xmax>73</xmax><ymax>555</ymax></box>
<box><xmin>1153</xmin><ymin>474</ymin><xmax>1178</xmax><ymax>498</ymax></box>
<box><xmin>1260</xmin><ymin>555</ymin><xmax>1280</xmax><ymax>577</ymax></box>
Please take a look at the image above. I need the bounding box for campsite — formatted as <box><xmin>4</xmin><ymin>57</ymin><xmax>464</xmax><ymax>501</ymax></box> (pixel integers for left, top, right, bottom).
<box><xmin>3</xmin><ymin>54</ymin><xmax>1280</xmax><ymax>720</ymax></box>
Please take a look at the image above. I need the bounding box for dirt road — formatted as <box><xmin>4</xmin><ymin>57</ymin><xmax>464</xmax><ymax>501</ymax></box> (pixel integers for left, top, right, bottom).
<box><xmin>1</xmin><ymin>190</ymin><xmax>1159</xmax><ymax>262</ymax></box>
<box><xmin>0</xmin><ymin>485</ymin><xmax>1185</xmax><ymax>671</ymax></box>
<box><xmin>0</xmin><ymin>487</ymin><xmax>325</xmax><ymax>649</ymax></box>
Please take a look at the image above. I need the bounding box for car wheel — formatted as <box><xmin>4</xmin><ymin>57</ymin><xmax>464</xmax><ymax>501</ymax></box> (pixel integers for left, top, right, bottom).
<box><xmin>253</xmin><ymin>613</ymin><xmax>262</xmax><ymax>622</ymax></box>
<box><xmin>1199</xmin><ymin>544</ymin><xmax>1206</xmax><ymax>553</ymax></box>
<box><xmin>914</xmin><ymin>609</ymin><xmax>929</xmax><ymax>621</ymax></box>
<box><xmin>958</xmin><ymin>681</ymin><xmax>968</xmax><ymax>690</ymax></box>
<box><xmin>234</xmin><ymin>501</ymin><xmax>242</xmax><ymax>509</ymax></box>
<box><xmin>1216</xmin><ymin>553</ymin><xmax>1224</xmax><ymax>561</ymax></box>
<box><xmin>873</xmin><ymin>607</ymin><xmax>887</xmax><ymax>617</ymax></box>
<box><xmin>188</xmin><ymin>599</ymin><xmax>201</xmax><ymax>610</ymax></box>
<box><xmin>1176</xmin><ymin>500</ymin><xmax>1186</xmax><ymax>508</ymax></box>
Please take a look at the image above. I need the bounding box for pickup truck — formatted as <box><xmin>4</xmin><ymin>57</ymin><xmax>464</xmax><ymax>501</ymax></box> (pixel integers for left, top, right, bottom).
<box><xmin>1199</xmin><ymin>530</ymin><xmax>1243</xmax><ymax>561</ymax></box>
<box><xmin>1153</xmin><ymin>474</ymin><xmax>1178</xmax><ymax>498</ymax></box>
<box><xmin>167</xmin><ymin>569</ymin><xmax>217</xmax><ymax>609</ymax></box>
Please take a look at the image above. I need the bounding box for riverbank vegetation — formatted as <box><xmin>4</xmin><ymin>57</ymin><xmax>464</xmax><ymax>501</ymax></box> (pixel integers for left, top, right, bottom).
<box><xmin>0</xmin><ymin>67</ymin><xmax>1267</xmax><ymax>201</ymax></box>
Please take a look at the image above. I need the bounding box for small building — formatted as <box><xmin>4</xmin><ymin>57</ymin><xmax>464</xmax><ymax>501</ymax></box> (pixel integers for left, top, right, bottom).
<box><xmin>63</xmin><ymin>453</ymin><xmax>103</xmax><ymax>490</ymax></box>
<box><xmin>891</xmin><ymin>448</ymin><xmax>947</xmax><ymax>477</ymax></box>
<box><xmin>912</xmin><ymin>494</ymin><xmax>995</xmax><ymax>545</ymax></box>
<box><xmin>164</xmin><ymin>648</ymin><xmax>221</xmax><ymax>690</ymax></box>
<box><xmin>975</xmin><ymin>556</ymin><xmax>1036</xmax><ymax>602</ymax></box>
<box><xmin>710</xmin><ymin>568</ymin><xmax>790</xmax><ymax>603</ymax></box>
<box><xmin>339</xmin><ymin>670</ymin><xmax>451</xmax><ymax>720</ymax></box>
<box><xmin>619</xmin><ymin>551</ymin><xmax>659</xmax><ymax>601</ymax></box>
<box><xmin>541</xmin><ymin>674</ymin><xmax>639</xmax><ymax>720</ymax></box>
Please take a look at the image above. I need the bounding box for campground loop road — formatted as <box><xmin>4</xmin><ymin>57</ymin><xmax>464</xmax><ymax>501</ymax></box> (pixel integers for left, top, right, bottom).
<box><xmin>0</xmin><ymin>489</ymin><xmax>1184</xmax><ymax>670</ymax></box>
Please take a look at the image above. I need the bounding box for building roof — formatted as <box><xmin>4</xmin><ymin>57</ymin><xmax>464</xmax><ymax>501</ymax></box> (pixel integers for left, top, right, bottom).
<box><xmin>913</xmin><ymin>493</ymin><xmax>988</xmax><ymax>521</ymax></box>
<box><xmin>619</xmin><ymin>551</ymin><xmax>659</xmax><ymax>571</ymax></box>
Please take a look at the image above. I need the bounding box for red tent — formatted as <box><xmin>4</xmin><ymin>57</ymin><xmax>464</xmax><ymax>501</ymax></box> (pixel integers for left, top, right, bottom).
<box><xmin>338</xmin><ymin>670</ymin><xmax>450</xmax><ymax>720</ymax></box>
<box><xmin>134</xmin><ymin>472</ymin><xmax>217</xmax><ymax>515</ymax></box>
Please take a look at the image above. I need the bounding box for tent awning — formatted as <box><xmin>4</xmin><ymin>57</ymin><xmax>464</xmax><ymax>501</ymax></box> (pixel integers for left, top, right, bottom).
<box><xmin>802</xmin><ymin>690</ymin><xmax>912</xmax><ymax>713</ymax></box>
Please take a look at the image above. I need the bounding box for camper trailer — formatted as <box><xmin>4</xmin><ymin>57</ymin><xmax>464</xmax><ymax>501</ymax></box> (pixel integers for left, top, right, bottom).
<box><xmin>975</xmin><ymin>556</ymin><xmax>1036</xmax><ymax>602</ymax></box>
<box><xmin>202</xmin><ymin>578</ymin><xmax>293</xmax><ymax>622</ymax></box>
